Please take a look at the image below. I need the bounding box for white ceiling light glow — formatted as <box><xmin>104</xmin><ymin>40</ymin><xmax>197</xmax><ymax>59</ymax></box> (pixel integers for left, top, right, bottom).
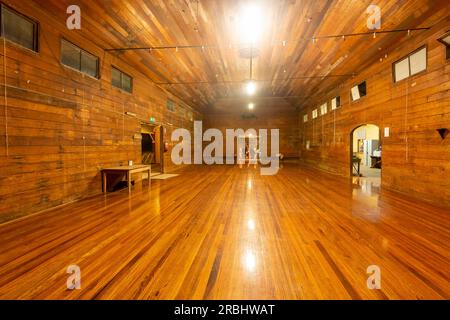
<box><xmin>245</xmin><ymin>81</ymin><xmax>257</xmax><ymax>95</ymax></box>
<box><xmin>248</xmin><ymin>102</ymin><xmax>254</xmax><ymax>110</ymax></box>
<box><xmin>239</xmin><ymin>4</ymin><xmax>263</xmax><ymax>45</ymax></box>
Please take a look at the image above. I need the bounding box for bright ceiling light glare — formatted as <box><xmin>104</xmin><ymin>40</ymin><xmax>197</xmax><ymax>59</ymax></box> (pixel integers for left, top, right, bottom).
<box><xmin>248</xmin><ymin>102</ymin><xmax>254</xmax><ymax>110</ymax></box>
<box><xmin>245</xmin><ymin>81</ymin><xmax>256</xmax><ymax>95</ymax></box>
<box><xmin>239</xmin><ymin>4</ymin><xmax>263</xmax><ymax>45</ymax></box>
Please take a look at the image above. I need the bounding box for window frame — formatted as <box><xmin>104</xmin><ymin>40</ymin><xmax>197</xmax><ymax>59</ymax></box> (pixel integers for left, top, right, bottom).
<box><xmin>392</xmin><ymin>45</ymin><xmax>428</xmax><ymax>83</ymax></box>
<box><xmin>320</xmin><ymin>102</ymin><xmax>327</xmax><ymax>116</ymax></box>
<box><xmin>166</xmin><ymin>99</ymin><xmax>176</xmax><ymax>112</ymax></box>
<box><xmin>331</xmin><ymin>96</ymin><xmax>341</xmax><ymax>110</ymax></box>
<box><xmin>60</xmin><ymin>38</ymin><xmax>100</xmax><ymax>79</ymax></box>
<box><xmin>111</xmin><ymin>66</ymin><xmax>133</xmax><ymax>93</ymax></box>
<box><xmin>437</xmin><ymin>31</ymin><xmax>450</xmax><ymax>61</ymax></box>
<box><xmin>350</xmin><ymin>81</ymin><xmax>367</xmax><ymax>102</ymax></box>
<box><xmin>0</xmin><ymin>3</ymin><xmax>39</xmax><ymax>53</ymax></box>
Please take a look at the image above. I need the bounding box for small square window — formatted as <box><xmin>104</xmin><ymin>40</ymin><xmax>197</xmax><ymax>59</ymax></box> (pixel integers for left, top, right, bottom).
<box><xmin>61</xmin><ymin>39</ymin><xmax>99</xmax><ymax>78</ymax></box>
<box><xmin>122</xmin><ymin>73</ymin><xmax>132</xmax><ymax>93</ymax></box>
<box><xmin>409</xmin><ymin>47</ymin><xmax>427</xmax><ymax>75</ymax></box>
<box><xmin>393</xmin><ymin>46</ymin><xmax>427</xmax><ymax>83</ymax></box>
<box><xmin>312</xmin><ymin>109</ymin><xmax>318</xmax><ymax>119</ymax></box>
<box><xmin>320</xmin><ymin>103</ymin><xmax>327</xmax><ymax>115</ymax></box>
<box><xmin>111</xmin><ymin>67</ymin><xmax>122</xmax><ymax>88</ymax></box>
<box><xmin>331</xmin><ymin>96</ymin><xmax>341</xmax><ymax>110</ymax></box>
<box><xmin>437</xmin><ymin>32</ymin><xmax>450</xmax><ymax>60</ymax></box>
<box><xmin>81</xmin><ymin>51</ymin><xmax>98</xmax><ymax>78</ymax></box>
<box><xmin>111</xmin><ymin>66</ymin><xmax>132</xmax><ymax>93</ymax></box>
<box><xmin>351</xmin><ymin>81</ymin><xmax>367</xmax><ymax>101</ymax></box>
<box><xmin>61</xmin><ymin>40</ymin><xmax>80</xmax><ymax>70</ymax></box>
<box><xmin>394</xmin><ymin>57</ymin><xmax>409</xmax><ymax>82</ymax></box>
<box><xmin>303</xmin><ymin>114</ymin><xmax>308</xmax><ymax>123</ymax></box>
<box><xmin>167</xmin><ymin>99</ymin><xmax>176</xmax><ymax>112</ymax></box>
<box><xmin>0</xmin><ymin>4</ymin><xmax>38</xmax><ymax>52</ymax></box>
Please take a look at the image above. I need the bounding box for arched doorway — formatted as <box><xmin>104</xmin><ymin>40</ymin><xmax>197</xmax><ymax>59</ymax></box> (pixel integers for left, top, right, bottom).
<box><xmin>350</xmin><ymin>124</ymin><xmax>382</xmax><ymax>179</ymax></box>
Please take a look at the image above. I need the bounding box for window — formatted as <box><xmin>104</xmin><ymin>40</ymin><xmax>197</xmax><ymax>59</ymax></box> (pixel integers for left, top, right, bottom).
<box><xmin>303</xmin><ymin>114</ymin><xmax>308</xmax><ymax>123</ymax></box>
<box><xmin>61</xmin><ymin>39</ymin><xmax>99</xmax><ymax>78</ymax></box>
<box><xmin>410</xmin><ymin>48</ymin><xmax>427</xmax><ymax>75</ymax></box>
<box><xmin>393</xmin><ymin>46</ymin><xmax>427</xmax><ymax>82</ymax></box>
<box><xmin>437</xmin><ymin>32</ymin><xmax>450</xmax><ymax>60</ymax></box>
<box><xmin>320</xmin><ymin>103</ymin><xmax>327</xmax><ymax>115</ymax></box>
<box><xmin>351</xmin><ymin>81</ymin><xmax>367</xmax><ymax>101</ymax></box>
<box><xmin>331</xmin><ymin>96</ymin><xmax>341</xmax><ymax>110</ymax></box>
<box><xmin>312</xmin><ymin>109</ymin><xmax>318</xmax><ymax>119</ymax></box>
<box><xmin>111</xmin><ymin>67</ymin><xmax>132</xmax><ymax>93</ymax></box>
<box><xmin>0</xmin><ymin>4</ymin><xmax>38</xmax><ymax>52</ymax></box>
<box><xmin>166</xmin><ymin>99</ymin><xmax>176</xmax><ymax>112</ymax></box>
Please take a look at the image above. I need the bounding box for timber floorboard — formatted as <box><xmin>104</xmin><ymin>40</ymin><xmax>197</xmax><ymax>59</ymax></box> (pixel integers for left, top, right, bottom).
<box><xmin>0</xmin><ymin>164</ymin><xmax>449</xmax><ymax>299</ymax></box>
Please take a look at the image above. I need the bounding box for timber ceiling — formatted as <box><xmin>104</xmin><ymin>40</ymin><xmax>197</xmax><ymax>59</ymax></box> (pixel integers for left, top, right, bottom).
<box><xmin>29</xmin><ymin>0</ymin><xmax>450</xmax><ymax>112</ymax></box>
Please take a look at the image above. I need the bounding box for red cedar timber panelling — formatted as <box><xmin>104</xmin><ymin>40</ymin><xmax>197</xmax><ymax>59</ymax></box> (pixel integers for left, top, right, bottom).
<box><xmin>0</xmin><ymin>4</ymin><xmax>202</xmax><ymax>222</ymax></box>
<box><xmin>298</xmin><ymin>18</ymin><xmax>450</xmax><ymax>207</ymax></box>
<box><xmin>204</xmin><ymin>110</ymin><xmax>300</xmax><ymax>158</ymax></box>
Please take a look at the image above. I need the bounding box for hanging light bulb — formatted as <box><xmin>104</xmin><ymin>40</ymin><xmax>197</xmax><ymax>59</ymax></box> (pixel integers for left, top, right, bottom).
<box><xmin>245</xmin><ymin>81</ymin><xmax>257</xmax><ymax>95</ymax></box>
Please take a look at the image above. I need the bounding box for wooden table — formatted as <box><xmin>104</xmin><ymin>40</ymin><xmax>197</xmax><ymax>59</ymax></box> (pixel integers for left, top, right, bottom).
<box><xmin>102</xmin><ymin>165</ymin><xmax>151</xmax><ymax>193</ymax></box>
<box><xmin>352</xmin><ymin>156</ymin><xmax>361</xmax><ymax>176</ymax></box>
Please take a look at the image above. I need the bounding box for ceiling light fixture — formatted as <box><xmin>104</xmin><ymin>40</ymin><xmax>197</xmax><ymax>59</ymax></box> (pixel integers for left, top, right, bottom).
<box><xmin>245</xmin><ymin>81</ymin><xmax>257</xmax><ymax>95</ymax></box>
<box><xmin>239</xmin><ymin>4</ymin><xmax>263</xmax><ymax>45</ymax></box>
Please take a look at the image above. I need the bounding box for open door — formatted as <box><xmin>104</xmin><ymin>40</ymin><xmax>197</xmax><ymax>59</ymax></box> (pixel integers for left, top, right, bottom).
<box><xmin>350</xmin><ymin>124</ymin><xmax>382</xmax><ymax>179</ymax></box>
<box><xmin>155</xmin><ymin>125</ymin><xmax>164</xmax><ymax>173</ymax></box>
<box><xmin>141</xmin><ymin>124</ymin><xmax>163</xmax><ymax>174</ymax></box>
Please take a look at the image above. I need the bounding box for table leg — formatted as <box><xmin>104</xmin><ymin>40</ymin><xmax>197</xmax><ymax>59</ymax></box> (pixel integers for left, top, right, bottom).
<box><xmin>127</xmin><ymin>172</ymin><xmax>131</xmax><ymax>193</ymax></box>
<box><xmin>102</xmin><ymin>172</ymin><xmax>107</xmax><ymax>193</ymax></box>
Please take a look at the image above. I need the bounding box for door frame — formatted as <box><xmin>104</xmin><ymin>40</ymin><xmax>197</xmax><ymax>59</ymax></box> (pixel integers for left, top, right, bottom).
<box><xmin>349</xmin><ymin>124</ymin><xmax>382</xmax><ymax>178</ymax></box>
<box><xmin>141</xmin><ymin>123</ymin><xmax>164</xmax><ymax>172</ymax></box>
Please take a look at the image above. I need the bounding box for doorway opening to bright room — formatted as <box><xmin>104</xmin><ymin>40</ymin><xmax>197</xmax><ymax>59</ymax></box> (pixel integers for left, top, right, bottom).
<box><xmin>350</xmin><ymin>124</ymin><xmax>382</xmax><ymax>179</ymax></box>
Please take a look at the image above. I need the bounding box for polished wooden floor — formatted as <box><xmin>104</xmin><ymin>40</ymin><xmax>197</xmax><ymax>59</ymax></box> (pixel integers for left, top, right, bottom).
<box><xmin>0</xmin><ymin>164</ymin><xmax>449</xmax><ymax>299</ymax></box>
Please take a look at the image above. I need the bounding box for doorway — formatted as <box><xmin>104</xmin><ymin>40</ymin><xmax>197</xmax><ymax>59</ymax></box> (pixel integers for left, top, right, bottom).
<box><xmin>141</xmin><ymin>124</ymin><xmax>164</xmax><ymax>174</ymax></box>
<box><xmin>350</xmin><ymin>124</ymin><xmax>381</xmax><ymax>178</ymax></box>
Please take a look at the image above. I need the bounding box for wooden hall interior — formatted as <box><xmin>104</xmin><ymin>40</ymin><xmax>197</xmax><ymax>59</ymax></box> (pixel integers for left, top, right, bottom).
<box><xmin>0</xmin><ymin>0</ymin><xmax>449</xmax><ymax>300</ymax></box>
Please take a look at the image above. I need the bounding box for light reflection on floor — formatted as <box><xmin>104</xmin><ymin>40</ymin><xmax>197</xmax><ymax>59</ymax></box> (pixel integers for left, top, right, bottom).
<box><xmin>352</xmin><ymin>176</ymin><xmax>381</xmax><ymax>221</ymax></box>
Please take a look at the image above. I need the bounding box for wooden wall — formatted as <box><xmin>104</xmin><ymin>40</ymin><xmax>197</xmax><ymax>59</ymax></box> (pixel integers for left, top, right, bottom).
<box><xmin>298</xmin><ymin>17</ymin><xmax>450</xmax><ymax>207</ymax></box>
<box><xmin>0</xmin><ymin>2</ymin><xmax>201</xmax><ymax>223</ymax></box>
<box><xmin>204</xmin><ymin>98</ymin><xmax>300</xmax><ymax>158</ymax></box>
